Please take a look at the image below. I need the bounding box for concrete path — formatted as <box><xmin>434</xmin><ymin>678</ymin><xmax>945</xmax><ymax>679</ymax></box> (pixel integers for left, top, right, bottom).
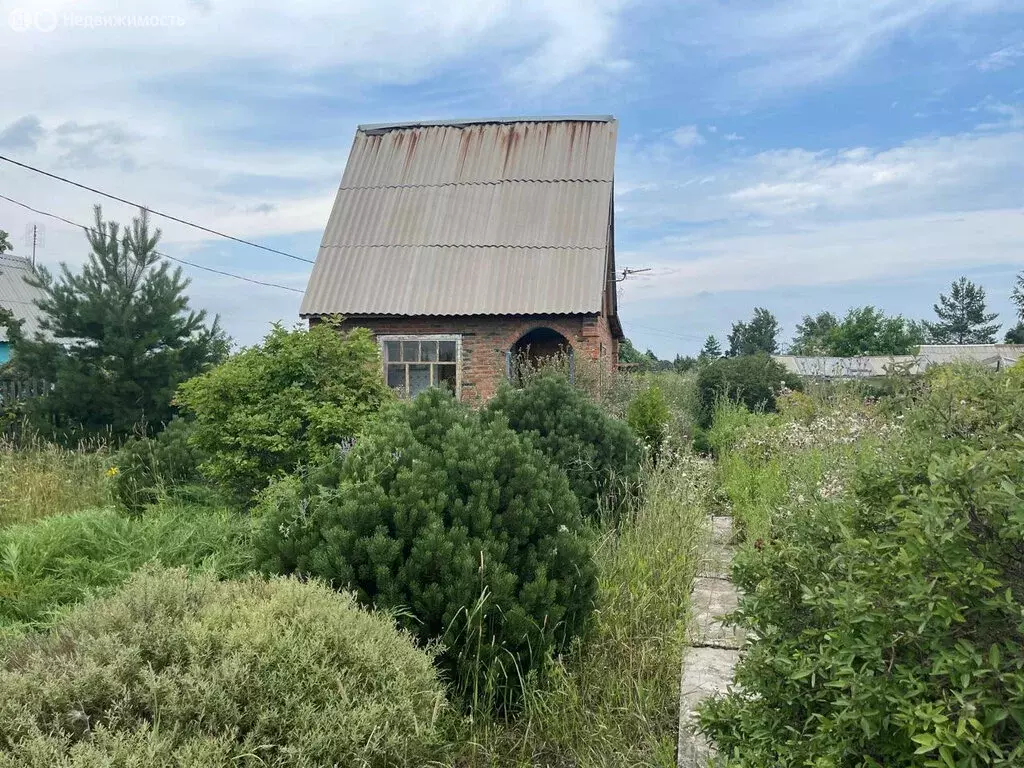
<box><xmin>677</xmin><ymin>515</ymin><xmax>743</xmax><ymax>767</ymax></box>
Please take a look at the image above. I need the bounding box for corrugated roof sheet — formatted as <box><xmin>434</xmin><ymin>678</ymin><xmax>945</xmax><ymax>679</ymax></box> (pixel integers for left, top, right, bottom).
<box><xmin>0</xmin><ymin>254</ymin><xmax>48</xmax><ymax>342</ymax></box>
<box><xmin>774</xmin><ymin>345</ymin><xmax>1024</xmax><ymax>379</ymax></box>
<box><xmin>301</xmin><ymin>117</ymin><xmax>617</xmax><ymax>318</ymax></box>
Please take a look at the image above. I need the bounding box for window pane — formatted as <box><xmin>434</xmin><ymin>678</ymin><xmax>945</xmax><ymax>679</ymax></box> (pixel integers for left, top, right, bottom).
<box><xmin>385</xmin><ymin>341</ymin><xmax>400</xmax><ymax>363</ymax></box>
<box><xmin>438</xmin><ymin>340</ymin><xmax>457</xmax><ymax>362</ymax></box>
<box><xmin>421</xmin><ymin>341</ymin><xmax>438</xmax><ymax>362</ymax></box>
<box><xmin>387</xmin><ymin>365</ymin><xmax>406</xmax><ymax>392</ymax></box>
<box><xmin>436</xmin><ymin>364</ymin><xmax>457</xmax><ymax>393</ymax></box>
<box><xmin>402</xmin><ymin>341</ymin><xmax>419</xmax><ymax>362</ymax></box>
<box><xmin>409</xmin><ymin>364</ymin><xmax>431</xmax><ymax>396</ymax></box>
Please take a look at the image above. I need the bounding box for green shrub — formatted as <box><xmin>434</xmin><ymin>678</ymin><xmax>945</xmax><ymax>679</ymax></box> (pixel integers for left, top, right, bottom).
<box><xmin>112</xmin><ymin>418</ymin><xmax>208</xmax><ymax>513</ymax></box>
<box><xmin>700</xmin><ymin>365</ymin><xmax>1024</xmax><ymax>766</ymax></box>
<box><xmin>627</xmin><ymin>384</ymin><xmax>670</xmax><ymax>459</ymax></box>
<box><xmin>175</xmin><ymin>322</ymin><xmax>391</xmax><ymax>502</ymax></box>
<box><xmin>0</xmin><ymin>568</ymin><xmax>446</xmax><ymax>767</ymax></box>
<box><xmin>695</xmin><ymin>354</ymin><xmax>802</xmax><ymax>427</ymax></box>
<box><xmin>255</xmin><ymin>388</ymin><xmax>597</xmax><ymax>709</ymax></box>
<box><xmin>485</xmin><ymin>373</ymin><xmax>641</xmax><ymax>521</ymax></box>
<box><xmin>0</xmin><ymin>504</ymin><xmax>251</xmax><ymax>629</ymax></box>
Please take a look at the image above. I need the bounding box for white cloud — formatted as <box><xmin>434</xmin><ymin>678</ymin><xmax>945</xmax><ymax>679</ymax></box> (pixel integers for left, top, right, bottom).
<box><xmin>616</xmin><ymin>123</ymin><xmax>1024</xmax><ymax>303</ymax></box>
<box><xmin>975</xmin><ymin>42</ymin><xmax>1024</xmax><ymax>71</ymax></box>
<box><xmin>671</xmin><ymin>125</ymin><xmax>705</xmax><ymax>148</ymax></box>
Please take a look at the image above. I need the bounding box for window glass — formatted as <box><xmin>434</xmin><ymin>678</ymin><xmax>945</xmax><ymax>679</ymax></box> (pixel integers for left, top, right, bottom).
<box><xmin>385</xmin><ymin>341</ymin><xmax>401</xmax><ymax>362</ymax></box>
<box><xmin>421</xmin><ymin>341</ymin><xmax>438</xmax><ymax>362</ymax></box>
<box><xmin>438</xmin><ymin>340</ymin><xmax>457</xmax><ymax>362</ymax></box>
<box><xmin>437</xmin><ymin>364</ymin><xmax>457</xmax><ymax>392</ymax></box>
<box><xmin>386</xmin><ymin>365</ymin><xmax>405</xmax><ymax>390</ymax></box>
<box><xmin>402</xmin><ymin>341</ymin><xmax>419</xmax><ymax>362</ymax></box>
<box><xmin>409</xmin><ymin>364</ymin><xmax>431</xmax><ymax>396</ymax></box>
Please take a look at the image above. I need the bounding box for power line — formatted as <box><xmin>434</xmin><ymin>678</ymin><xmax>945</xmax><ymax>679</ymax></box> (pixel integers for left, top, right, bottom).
<box><xmin>0</xmin><ymin>193</ymin><xmax>305</xmax><ymax>294</ymax></box>
<box><xmin>625</xmin><ymin>321</ymin><xmax>705</xmax><ymax>342</ymax></box>
<box><xmin>0</xmin><ymin>153</ymin><xmax>315</xmax><ymax>264</ymax></box>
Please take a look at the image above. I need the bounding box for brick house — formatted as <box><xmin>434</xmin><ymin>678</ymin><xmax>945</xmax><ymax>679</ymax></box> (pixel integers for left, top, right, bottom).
<box><xmin>300</xmin><ymin>116</ymin><xmax>623</xmax><ymax>402</ymax></box>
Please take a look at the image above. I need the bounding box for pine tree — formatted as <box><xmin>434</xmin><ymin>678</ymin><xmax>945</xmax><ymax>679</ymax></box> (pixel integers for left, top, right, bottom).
<box><xmin>728</xmin><ymin>307</ymin><xmax>779</xmax><ymax>356</ymax></box>
<box><xmin>698</xmin><ymin>334</ymin><xmax>722</xmax><ymax>360</ymax></box>
<box><xmin>1007</xmin><ymin>272</ymin><xmax>1024</xmax><ymax>343</ymax></box>
<box><xmin>16</xmin><ymin>206</ymin><xmax>228</xmax><ymax>439</ymax></box>
<box><xmin>924</xmin><ymin>277</ymin><xmax>1000</xmax><ymax>344</ymax></box>
<box><xmin>0</xmin><ymin>229</ymin><xmax>11</xmax><ymax>254</ymax></box>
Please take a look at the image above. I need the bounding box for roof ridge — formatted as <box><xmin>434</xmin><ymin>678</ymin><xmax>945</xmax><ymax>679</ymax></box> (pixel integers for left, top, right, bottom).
<box><xmin>359</xmin><ymin>116</ymin><xmax>615</xmax><ymax>133</ymax></box>
<box><xmin>317</xmin><ymin>244</ymin><xmax>606</xmax><ymax>250</ymax></box>
<box><xmin>340</xmin><ymin>179</ymin><xmax>613</xmax><ymax>190</ymax></box>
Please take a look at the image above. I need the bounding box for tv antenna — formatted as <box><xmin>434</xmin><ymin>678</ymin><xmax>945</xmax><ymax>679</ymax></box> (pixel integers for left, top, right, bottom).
<box><xmin>23</xmin><ymin>223</ymin><xmax>45</xmax><ymax>267</ymax></box>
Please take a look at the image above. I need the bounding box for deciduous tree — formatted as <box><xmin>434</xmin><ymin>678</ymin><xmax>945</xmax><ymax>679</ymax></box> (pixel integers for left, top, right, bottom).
<box><xmin>728</xmin><ymin>308</ymin><xmax>779</xmax><ymax>356</ymax></box>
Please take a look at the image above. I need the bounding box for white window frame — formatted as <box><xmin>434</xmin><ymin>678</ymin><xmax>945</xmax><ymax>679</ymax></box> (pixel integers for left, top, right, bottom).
<box><xmin>379</xmin><ymin>334</ymin><xmax>462</xmax><ymax>400</ymax></box>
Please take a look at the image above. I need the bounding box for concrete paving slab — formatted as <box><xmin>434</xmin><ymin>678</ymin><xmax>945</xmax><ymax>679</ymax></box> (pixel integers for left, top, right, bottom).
<box><xmin>710</xmin><ymin>516</ymin><xmax>734</xmax><ymax>545</ymax></box>
<box><xmin>689</xmin><ymin>576</ymin><xmax>744</xmax><ymax>649</ymax></box>
<box><xmin>697</xmin><ymin>542</ymin><xmax>733</xmax><ymax>580</ymax></box>
<box><xmin>677</xmin><ymin>646</ymin><xmax>740</xmax><ymax>768</ymax></box>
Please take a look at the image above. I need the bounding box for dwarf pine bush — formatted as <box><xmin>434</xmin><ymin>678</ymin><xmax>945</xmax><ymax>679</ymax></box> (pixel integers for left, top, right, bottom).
<box><xmin>485</xmin><ymin>373</ymin><xmax>640</xmax><ymax>521</ymax></box>
<box><xmin>255</xmin><ymin>388</ymin><xmax>597</xmax><ymax>709</ymax></box>
<box><xmin>700</xmin><ymin>365</ymin><xmax>1024</xmax><ymax>766</ymax></box>
<box><xmin>112</xmin><ymin>418</ymin><xmax>208</xmax><ymax>513</ymax></box>
<box><xmin>0</xmin><ymin>568</ymin><xmax>446</xmax><ymax>767</ymax></box>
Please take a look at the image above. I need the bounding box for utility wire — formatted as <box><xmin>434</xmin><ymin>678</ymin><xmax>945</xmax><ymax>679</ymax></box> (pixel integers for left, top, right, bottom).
<box><xmin>0</xmin><ymin>153</ymin><xmax>315</xmax><ymax>264</ymax></box>
<box><xmin>0</xmin><ymin>193</ymin><xmax>305</xmax><ymax>294</ymax></box>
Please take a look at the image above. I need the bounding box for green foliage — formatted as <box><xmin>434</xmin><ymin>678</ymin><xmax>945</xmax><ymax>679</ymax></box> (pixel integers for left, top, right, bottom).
<box><xmin>924</xmin><ymin>276</ymin><xmax>1001</xmax><ymax>344</ymax></box>
<box><xmin>112</xmin><ymin>418</ymin><xmax>208</xmax><ymax>513</ymax></box>
<box><xmin>699</xmin><ymin>335</ymin><xmax>722</xmax><ymax>360</ymax></box>
<box><xmin>728</xmin><ymin>307</ymin><xmax>780</xmax><ymax>356</ymax></box>
<box><xmin>0</xmin><ymin>568</ymin><xmax>446</xmax><ymax>767</ymax></box>
<box><xmin>0</xmin><ymin>230</ymin><xmax>11</xmax><ymax>254</ymax></box>
<box><xmin>0</xmin><ymin>504</ymin><xmax>251</xmax><ymax>630</ymax></box>
<box><xmin>617</xmin><ymin>337</ymin><xmax>646</xmax><ymax>367</ymax></box>
<box><xmin>255</xmin><ymin>388</ymin><xmax>597</xmax><ymax>709</ymax></box>
<box><xmin>1006</xmin><ymin>322</ymin><xmax>1024</xmax><ymax>343</ymax></box>
<box><xmin>486</xmin><ymin>373</ymin><xmax>641</xmax><ymax>521</ymax></box>
<box><xmin>792</xmin><ymin>306</ymin><xmax>925</xmax><ymax>356</ymax></box>
<box><xmin>695</xmin><ymin>354</ymin><xmax>802</xmax><ymax>427</ymax></box>
<box><xmin>673</xmin><ymin>354</ymin><xmax>697</xmax><ymax>373</ymax></box>
<box><xmin>12</xmin><ymin>207</ymin><xmax>228</xmax><ymax>441</ymax></box>
<box><xmin>0</xmin><ymin>436</ymin><xmax>111</xmax><ymax>528</ymax></box>
<box><xmin>700</xmin><ymin>365</ymin><xmax>1024</xmax><ymax>767</ymax></box>
<box><xmin>627</xmin><ymin>384</ymin><xmax>670</xmax><ymax>459</ymax></box>
<box><xmin>176</xmin><ymin>322</ymin><xmax>391</xmax><ymax>502</ymax></box>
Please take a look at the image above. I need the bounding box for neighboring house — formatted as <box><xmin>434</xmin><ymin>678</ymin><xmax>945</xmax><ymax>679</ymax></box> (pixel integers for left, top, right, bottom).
<box><xmin>774</xmin><ymin>344</ymin><xmax>1024</xmax><ymax>380</ymax></box>
<box><xmin>300</xmin><ymin>116</ymin><xmax>623</xmax><ymax>402</ymax></box>
<box><xmin>0</xmin><ymin>254</ymin><xmax>47</xmax><ymax>364</ymax></box>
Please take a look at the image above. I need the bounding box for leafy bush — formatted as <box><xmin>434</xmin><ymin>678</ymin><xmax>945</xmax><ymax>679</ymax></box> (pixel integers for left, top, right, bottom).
<box><xmin>176</xmin><ymin>322</ymin><xmax>391</xmax><ymax>502</ymax></box>
<box><xmin>112</xmin><ymin>418</ymin><xmax>208</xmax><ymax>513</ymax></box>
<box><xmin>700</xmin><ymin>365</ymin><xmax>1024</xmax><ymax>766</ymax></box>
<box><xmin>0</xmin><ymin>568</ymin><xmax>446</xmax><ymax>766</ymax></box>
<box><xmin>695</xmin><ymin>354</ymin><xmax>802</xmax><ymax>427</ymax></box>
<box><xmin>627</xmin><ymin>384</ymin><xmax>670</xmax><ymax>459</ymax></box>
<box><xmin>485</xmin><ymin>373</ymin><xmax>640</xmax><ymax>521</ymax></box>
<box><xmin>0</xmin><ymin>504</ymin><xmax>251</xmax><ymax>629</ymax></box>
<box><xmin>255</xmin><ymin>388</ymin><xmax>597</xmax><ymax>708</ymax></box>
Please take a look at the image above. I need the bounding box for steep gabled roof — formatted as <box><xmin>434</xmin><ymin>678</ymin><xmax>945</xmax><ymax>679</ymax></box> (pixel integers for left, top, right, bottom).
<box><xmin>300</xmin><ymin>117</ymin><xmax>617</xmax><ymax>318</ymax></box>
<box><xmin>0</xmin><ymin>254</ymin><xmax>47</xmax><ymax>342</ymax></box>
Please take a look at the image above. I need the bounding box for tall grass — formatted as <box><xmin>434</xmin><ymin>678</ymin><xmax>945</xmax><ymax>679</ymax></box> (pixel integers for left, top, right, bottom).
<box><xmin>454</xmin><ymin>456</ymin><xmax>711</xmax><ymax>766</ymax></box>
<box><xmin>0</xmin><ymin>435</ymin><xmax>112</xmax><ymax>528</ymax></box>
<box><xmin>0</xmin><ymin>502</ymin><xmax>253</xmax><ymax>630</ymax></box>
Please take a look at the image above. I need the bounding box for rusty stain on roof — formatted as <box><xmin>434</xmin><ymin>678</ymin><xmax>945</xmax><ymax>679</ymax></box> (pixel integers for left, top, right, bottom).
<box><xmin>301</xmin><ymin>117</ymin><xmax>617</xmax><ymax>318</ymax></box>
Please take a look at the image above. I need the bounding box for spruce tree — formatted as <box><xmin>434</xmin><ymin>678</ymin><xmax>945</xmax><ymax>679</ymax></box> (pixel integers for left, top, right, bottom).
<box><xmin>16</xmin><ymin>206</ymin><xmax>228</xmax><ymax>439</ymax></box>
<box><xmin>0</xmin><ymin>229</ymin><xmax>11</xmax><ymax>254</ymax></box>
<box><xmin>924</xmin><ymin>277</ymin><xmax>1000</xmax><ymax>344</ymax></box>
<box><xmin>698</xmin><ymin>334</ymin><xmax>722</xmax><ymax>360</ymax></box>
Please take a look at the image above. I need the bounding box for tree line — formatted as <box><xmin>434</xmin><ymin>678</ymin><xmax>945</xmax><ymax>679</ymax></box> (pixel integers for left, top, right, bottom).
<box><xmin>625</xmin><ymin>274</ymin><xmax>1024</xmax><ymax>368</ymax></box>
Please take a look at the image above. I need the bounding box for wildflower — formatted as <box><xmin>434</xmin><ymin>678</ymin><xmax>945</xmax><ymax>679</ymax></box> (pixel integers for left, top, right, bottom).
<box><xmin>105</xmin><ymin>466</ymin><xmax>120</xmax><ymax>478</ymax></box>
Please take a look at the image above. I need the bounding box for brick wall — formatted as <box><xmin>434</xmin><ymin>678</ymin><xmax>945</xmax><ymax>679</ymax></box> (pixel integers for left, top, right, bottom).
<box><xmin>312</xmin><ymin>313</ymin><xmax>618</xmax><ymax>402</ymax></box>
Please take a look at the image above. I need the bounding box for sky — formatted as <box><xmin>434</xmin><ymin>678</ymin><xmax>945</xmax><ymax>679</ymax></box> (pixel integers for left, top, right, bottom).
<box><xmin>0</xmin><ymin>0</ymin><xmax>1022</xmax><ymax>357</ymax></box>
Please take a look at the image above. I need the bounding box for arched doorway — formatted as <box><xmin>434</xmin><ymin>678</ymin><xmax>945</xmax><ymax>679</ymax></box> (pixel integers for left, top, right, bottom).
<box><xmin>507</xmin><ymin>327</ymin><xmax>574</xmax><ymax>383</ymax></box>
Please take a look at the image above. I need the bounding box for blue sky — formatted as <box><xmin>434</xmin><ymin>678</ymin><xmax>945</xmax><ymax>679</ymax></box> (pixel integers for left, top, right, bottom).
<box><xmin>0</xmin><ymin>0</ymin><xmax>1022</xmax><ymax>356</ymax></box>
